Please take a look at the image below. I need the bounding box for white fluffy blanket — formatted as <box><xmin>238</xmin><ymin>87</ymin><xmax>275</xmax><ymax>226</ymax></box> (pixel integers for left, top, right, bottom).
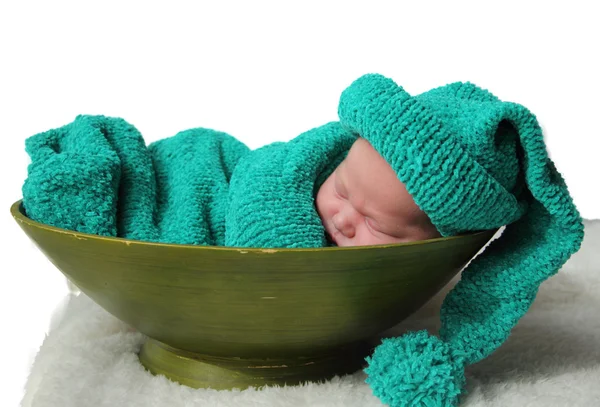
<box><xmin>22</xmin><ymin>220</ymin><xmax>600</xmax><ymax>407</ymax></box>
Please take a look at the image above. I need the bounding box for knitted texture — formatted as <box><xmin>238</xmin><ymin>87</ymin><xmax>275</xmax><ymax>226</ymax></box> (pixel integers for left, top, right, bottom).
<box><xmin>364</xmin><ymin>331</ymin><xmax>465</xmax><ymax>407</ymax></box>
<box><xmin>338</xmin><ymin>74</ymin><xmax>584</xmax><ymax>407</ymax></box>
<box><xmin>22</xmin><ymin>116</ymin><xmax>353</xmax><ymax>248</ymax></box>
<box><xmin>226</xmin><ymin>122</ymin><xmax>354</xmax><ymax>247</ymax></box>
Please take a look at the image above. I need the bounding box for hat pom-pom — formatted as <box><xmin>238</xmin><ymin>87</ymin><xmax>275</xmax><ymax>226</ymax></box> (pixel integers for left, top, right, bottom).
<box><xmin>365</xmin><ymin>330</ymin><xmax>465</xmax><ymax>407</ymax></box>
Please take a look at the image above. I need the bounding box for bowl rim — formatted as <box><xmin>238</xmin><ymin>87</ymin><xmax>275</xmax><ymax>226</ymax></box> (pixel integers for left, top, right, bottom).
<box><xmin>11</xmin><ymin>199</ymin><xmax>494</xmax><ymax>253</ymax></box>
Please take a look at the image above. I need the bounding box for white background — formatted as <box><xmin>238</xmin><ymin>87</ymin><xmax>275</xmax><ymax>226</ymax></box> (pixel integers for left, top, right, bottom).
<box><xmin>0</xmin><ymin>1</ymin><xmax>598</xmax><ymax>406</ymax></box>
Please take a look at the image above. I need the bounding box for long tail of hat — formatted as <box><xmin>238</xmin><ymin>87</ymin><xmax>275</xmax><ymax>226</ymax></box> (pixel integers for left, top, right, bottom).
<box><xmin>439</xmin><ymin>107</ymin><xmax>585</xmax><ymax>363</ymax></box>
<box><xmin>338</xmin><ymin>73</ymin><xmax>585</xmax><ymax>407</ymax></box>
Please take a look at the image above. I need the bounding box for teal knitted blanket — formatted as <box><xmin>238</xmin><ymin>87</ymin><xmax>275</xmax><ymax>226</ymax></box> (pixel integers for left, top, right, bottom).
<box><xmin>22</xmin><ymin>115</ymin><xmax>355</xmax><ymax>248</ymax></box>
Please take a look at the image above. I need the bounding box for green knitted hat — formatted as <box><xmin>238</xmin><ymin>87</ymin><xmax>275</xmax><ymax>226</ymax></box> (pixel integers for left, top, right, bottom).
<box><xmin>337</xmin><ymin>74</ymin><xmax>585</xmax><ymax>407</ymax></box>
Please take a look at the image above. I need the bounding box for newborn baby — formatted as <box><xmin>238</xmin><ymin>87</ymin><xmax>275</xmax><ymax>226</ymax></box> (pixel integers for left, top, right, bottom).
<box><xmin>316</xmin><ymin>137</ymin><xmax>441</xmax><ymax>247</ymax></box>
<box><xmin>23</xmin><ymin>112</ymin><xmax>440</xmax><ymax>248</ymax></box>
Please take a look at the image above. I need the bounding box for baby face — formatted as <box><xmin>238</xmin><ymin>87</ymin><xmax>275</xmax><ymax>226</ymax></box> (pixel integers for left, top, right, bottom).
<box><xmin>316</xmin><ymin>138</ymin><xmax>440</xmax><ymax>247</ymax></box>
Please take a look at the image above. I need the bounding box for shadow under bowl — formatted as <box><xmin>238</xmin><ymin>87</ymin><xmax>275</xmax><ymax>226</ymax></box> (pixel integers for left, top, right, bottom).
<box><xmin>11</xmin><ymin>200</ymin><xmax>496</xmax><ymax>390</ymax></box>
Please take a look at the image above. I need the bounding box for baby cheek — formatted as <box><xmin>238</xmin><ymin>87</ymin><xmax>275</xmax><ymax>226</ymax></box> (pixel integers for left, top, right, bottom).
<box><xmin>316</xmin><ymin>185</ymin><xmax>336</xmax><ymax>219</ymax></box>
<box><xmin>325</xmin><ymin>193</ymin><xmax>341</xmax><ymax>219</ymax></box>
<box><xmin>323</xmin><ymin>179</ymin><xmax>338</xmax><ymax>208</ymax></box>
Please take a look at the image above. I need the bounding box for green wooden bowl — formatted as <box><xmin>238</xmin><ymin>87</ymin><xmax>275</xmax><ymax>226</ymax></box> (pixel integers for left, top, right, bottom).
<box><xmin>11</xmin><ymin>200</ymin><xmax>496</xmax><ymax>390</ymax></box>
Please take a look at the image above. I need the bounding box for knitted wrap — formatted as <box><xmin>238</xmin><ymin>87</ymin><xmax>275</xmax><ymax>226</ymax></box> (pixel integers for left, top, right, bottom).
<box><xmin>338</xmin><ymin>74</ymin><xmax>585</xmax><ymax>407</ymax></box>
<box><xmin>22</xmin><ymin>116</ymin><xmax>251</xmax><ymax>246</ymax></box>
<box><xmin>226</xmin><ymin>122</ymin><xmax>354</xmax><ymax>247</ymax></box>
<box><xmin>22</xmin><ymin>116</ymin><xmax>354</xmax><ymax>248</ymax></box>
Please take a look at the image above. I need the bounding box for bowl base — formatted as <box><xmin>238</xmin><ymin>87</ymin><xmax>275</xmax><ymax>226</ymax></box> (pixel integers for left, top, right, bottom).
<box><xmin>138</xmin><ymin>339</ymin><xmax>373</xmax><ymax>390</ymax></box>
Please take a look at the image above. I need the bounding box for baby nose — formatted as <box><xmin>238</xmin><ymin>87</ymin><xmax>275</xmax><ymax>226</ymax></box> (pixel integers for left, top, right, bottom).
<box><xmin>332</xmin><ymin>210</ymin><xmax>357</xmax><ymax>238</ymax></box>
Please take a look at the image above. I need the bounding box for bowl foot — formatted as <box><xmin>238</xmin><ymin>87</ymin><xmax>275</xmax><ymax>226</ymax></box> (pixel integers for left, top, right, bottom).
<box><xmin>138</xmin><ymin>339</ymin><xmax>372</xmax><ymax>390</ymax></box>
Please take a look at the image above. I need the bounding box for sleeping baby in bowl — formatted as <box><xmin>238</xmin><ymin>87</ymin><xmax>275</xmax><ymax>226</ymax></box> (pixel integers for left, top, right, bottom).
<box><xmin>20</xmin><ymin>72</ymin><xmax>548</xmax><ymax>252</ymax></box>
<box><xmin>19</xmin><ymin>73</ymin><xmax>585</xmax><ymax>407</ymax></box>
<box><xmin>22</xmin><ymin>118</ymin><xmax>439</xmax><ymax>249</ymax></box>
<box><xmin>22</xmin><ymin>75</ymin><xmax>443</xmax><ymax>249</ymax></box>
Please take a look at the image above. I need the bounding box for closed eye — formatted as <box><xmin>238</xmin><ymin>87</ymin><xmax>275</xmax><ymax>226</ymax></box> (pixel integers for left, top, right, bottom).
<box><xmin>365</xmin><ymin>217</ymin><xmax>381</xmax><ymax>236</ymax></box>
<box><xmin>334</xmin><ymin>182</ymin><xmax>347</xmax><ymax>200</ymax></box>
<box><xmin>334</xmin><ymin>173</ymin><xmax>348</xmax><ymax>199</ymax></box>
